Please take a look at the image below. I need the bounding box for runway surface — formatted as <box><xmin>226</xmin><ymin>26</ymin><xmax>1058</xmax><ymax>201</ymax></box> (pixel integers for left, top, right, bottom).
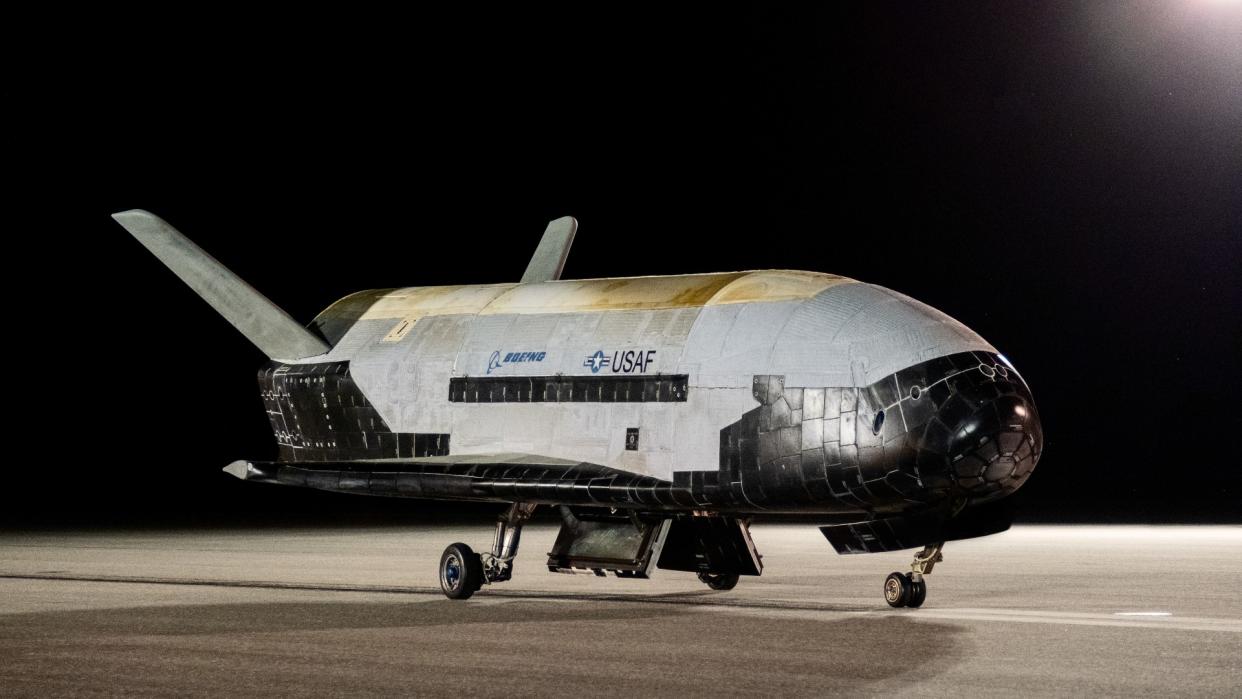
<box><xmin>1</xmin><ymin>525</ymin><xmax>1238</xmax><ymax>696</ymax></box>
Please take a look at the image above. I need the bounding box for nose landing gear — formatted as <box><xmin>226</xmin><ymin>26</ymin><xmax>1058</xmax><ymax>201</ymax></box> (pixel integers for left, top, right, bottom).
<box><xmin>438</xmin><ymin>503</ymin><xmax>537</xmax><ymax>600</ymax></box>
<box><xmin>884</xmin><ymin>541</ymin><xmax>943</xmax><ymax>608</ymax></box>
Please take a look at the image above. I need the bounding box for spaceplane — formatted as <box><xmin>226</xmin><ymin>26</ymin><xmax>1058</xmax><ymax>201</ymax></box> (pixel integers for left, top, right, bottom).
<box><xmin>114</xmin><ymin>210</ymin><xmax>1042</xmax><ymax>606</ymax></box>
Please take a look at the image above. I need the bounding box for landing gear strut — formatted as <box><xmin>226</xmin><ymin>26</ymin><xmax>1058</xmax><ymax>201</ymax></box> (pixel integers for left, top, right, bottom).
<box><xmin>884</xmin><ymin>541</ymin><xmax>943</xmax><ymax>608</ymax></box>
<box><xmin>438</xmin><ymin>502</ymin><xmax>537</xmax><ymax>600</ymax></box>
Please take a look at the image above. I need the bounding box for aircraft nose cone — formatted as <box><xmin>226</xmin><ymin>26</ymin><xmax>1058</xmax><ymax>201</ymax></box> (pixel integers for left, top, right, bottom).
<box><xmin>944</xmin><ymin>362</ymin><xmax>1044</xmax><ymax>502</ymax></box>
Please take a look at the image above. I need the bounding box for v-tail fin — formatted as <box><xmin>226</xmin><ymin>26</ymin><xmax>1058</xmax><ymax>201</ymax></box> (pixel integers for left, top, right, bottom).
<box><xmin>112</xmin><ymin>209</ymin><xmax>330</xmax><ymax>361</ymax></box>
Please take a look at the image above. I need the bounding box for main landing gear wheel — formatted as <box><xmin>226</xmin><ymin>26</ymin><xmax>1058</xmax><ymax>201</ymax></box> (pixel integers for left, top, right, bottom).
<box><xmin>698</xmin><ymin>572</ymin><xmax>740</xmax><ymax>591</ymax></box>
<box><xmin>439</xmin><ymin>543</ymin><xmax>483</xmax><ymax>600</ymax></box>
<box><xmin>438</xmin><ymin>503</ymin><xmax>537</xmax><ymax>600</ymax></box>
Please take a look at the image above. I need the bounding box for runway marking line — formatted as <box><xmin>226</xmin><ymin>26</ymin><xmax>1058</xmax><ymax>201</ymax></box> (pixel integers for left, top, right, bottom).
<box><xmin>2</xmin><ymin>572</ymin><xmax>1240</xmax><ymax>634</ymax></box>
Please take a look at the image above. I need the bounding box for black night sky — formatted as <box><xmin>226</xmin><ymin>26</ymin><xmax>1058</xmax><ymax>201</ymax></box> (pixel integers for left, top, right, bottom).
<box><xmin>10</xmin><ymin>5</ymin><xmax>1240</xmax><ymax>526</ymax></box>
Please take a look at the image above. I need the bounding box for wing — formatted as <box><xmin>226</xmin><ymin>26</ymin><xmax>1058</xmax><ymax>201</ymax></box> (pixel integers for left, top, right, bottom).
<box><xmin>224</xmin><ymin>453</ymin><xmax>678</xmax><ymax>505</ymax></box>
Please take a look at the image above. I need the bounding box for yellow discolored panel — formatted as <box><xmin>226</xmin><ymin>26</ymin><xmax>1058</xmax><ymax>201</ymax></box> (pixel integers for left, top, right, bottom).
<box><xmin>705</xmin><ymin>270</ymin><xmax>854</xmax><ymax>306</ymax></box>
<box><xmin>477</xmin><ymin>272</ymin><xmax>752</xmax><ymax>315</ymax></box>
<box><xmin>321</xmin><ymin>271</ymin><xmax>856</xmax><ymax>324</ymax></box>
<box><xmin>358</xmin><ymin>283</ymin><xmax>516</xmax><ymax>321</ymax></box>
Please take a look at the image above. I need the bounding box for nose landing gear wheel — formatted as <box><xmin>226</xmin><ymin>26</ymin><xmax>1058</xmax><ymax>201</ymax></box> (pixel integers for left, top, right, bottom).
<box><xmin>906</xmin><ymin>576</ymin><xmax>927</xmax><ymax>608</ymax></box>
<box><xmin>440</xmin><ymin>543</ymin><xmax>483</xmax><ymax>600</ymax></box>
<box><xmin>884</xmin><ymin>571</ymin><xmax>910</xmax><ymax>607</ymax></box>
<box><xmin>697</xmin><ymin>572</ymin><xmax>740</xmax><ymax>590</ymax></box>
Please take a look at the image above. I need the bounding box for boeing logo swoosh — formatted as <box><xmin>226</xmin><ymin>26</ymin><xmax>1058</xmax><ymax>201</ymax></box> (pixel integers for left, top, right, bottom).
<box><xmin>488</xmin><ymin>350</ymin><xmax>547</xmax><ymax>374</ymax></box>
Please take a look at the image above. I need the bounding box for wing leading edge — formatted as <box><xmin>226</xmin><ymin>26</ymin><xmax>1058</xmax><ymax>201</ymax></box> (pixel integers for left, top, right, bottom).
<box><xmin>224</xmin><ymin>453</ymin><xmax>681</xmax><ymax>506</ymax></box>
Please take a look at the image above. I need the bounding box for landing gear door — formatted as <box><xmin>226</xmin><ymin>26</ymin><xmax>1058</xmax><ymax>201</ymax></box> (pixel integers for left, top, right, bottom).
<box><xmin>546</xmin><ymin>508</ymin><xmax>671</xmax><ymax>578</ymax></box>
<box><xmin>656</xmin><ymin>515</ymin><xmax>763</xmax><ymax>576</ymax></box>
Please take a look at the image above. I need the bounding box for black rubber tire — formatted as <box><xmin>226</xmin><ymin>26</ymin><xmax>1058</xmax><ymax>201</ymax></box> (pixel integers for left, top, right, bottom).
<box><xmin>906</xmin><ymin>575</ymin><xmax>927</xmax><ymax>608</ymax></box>
<box><xmin>440</xmin><ymin>543</ymin><xmax>484</xmax><ymax>600</ymax></box>
<box><xmin>698</xmin><ymin>572</ymin><xmax>740</xmax><ymax>591</ymax></box>
<box><xmin>884</xmin><ymin>571</ymin><xmax>910</xmax><ymax>607</ymax></box>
